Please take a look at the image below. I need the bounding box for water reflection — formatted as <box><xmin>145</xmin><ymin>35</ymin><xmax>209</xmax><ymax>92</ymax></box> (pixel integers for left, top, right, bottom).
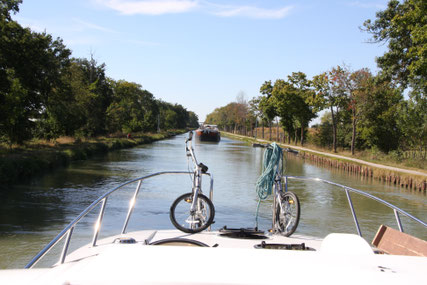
<box><xmin>0</xmin><ymin>133</ymin><xmax>425</xmax><ymax>269</ymax></box>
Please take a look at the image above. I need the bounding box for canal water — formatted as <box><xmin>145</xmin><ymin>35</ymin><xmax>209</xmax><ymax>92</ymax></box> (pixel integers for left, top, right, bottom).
<box><xmin>0</xmin><ymin>133</ymin><xmax>426</xmax><ymax>268</ymax></box>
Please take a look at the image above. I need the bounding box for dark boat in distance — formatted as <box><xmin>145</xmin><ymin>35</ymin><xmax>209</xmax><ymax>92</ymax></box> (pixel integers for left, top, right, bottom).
<box><xmin>195</xmin><ymin>124</ymin><xmax>221</xmax><ymax>142</ymax></box>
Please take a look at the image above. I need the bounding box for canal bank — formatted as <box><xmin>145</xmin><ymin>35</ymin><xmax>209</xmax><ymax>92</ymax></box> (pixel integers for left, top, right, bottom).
<box><xmin>0</xmin><ymin>130</ymin><xmax>186</xmax><ymax>184</ymax></box>
<box><xmin>222</xmin><ymin>132</ymin><xmax>427</xmax><ymax>193</ymax></box>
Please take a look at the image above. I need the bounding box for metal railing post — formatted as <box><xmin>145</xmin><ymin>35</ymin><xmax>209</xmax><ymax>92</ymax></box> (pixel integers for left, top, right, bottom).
<box><xmin>208</xmin><ymin>174</ymin><xmax>214</xmax><ymax>232</ymax></box>
<box><xmin>394</xmin><ymin>209</ymin><xmax>404</xmax><ymax>232</ymax></box>
<box><xmin>59</xmin><ymin>227</ymin><xmax>74</xmax><ymax>264</ymax></box>
<box><xmin>122</xmin><ymin>179</ymin><xmax>143</xmax><ymax>234</ymax></box>
<box><xmin>92</xmin><ymin>197</ymin><xmax>108</xmax><ymax>246</ymax></box>
<box><xmin>345</xmin><ymin>188</ymin><xmax>362</xmax><ymax>237</ymax></box>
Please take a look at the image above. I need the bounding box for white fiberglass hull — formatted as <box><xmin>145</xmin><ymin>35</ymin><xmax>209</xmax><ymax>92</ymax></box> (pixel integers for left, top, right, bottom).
<box><xmin>1</xmin><ymin>230</ymin><xmax>426</xmax><ymax>285</ymax></box>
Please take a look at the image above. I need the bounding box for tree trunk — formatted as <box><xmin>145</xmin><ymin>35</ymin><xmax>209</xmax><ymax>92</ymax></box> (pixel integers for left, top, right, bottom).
<box><xmin>276</xmin><ymin>119</ymin><xmax>279</xmax><ymax>142</ymax></box>
<box><xmin>262</xmin><ymin>122</ymin><xmax>264</xmax><ymax>139</ymax></box>
<box><xmin>300</xmin><ymin>126</ymin><xmax>304</xmax><ymax>146</ymax></box>
<box><xmin>331</xmin><ymin>106</ymin><xmax>337</xmax><ymax>153</ymax></box>
<box><xmin>351</xmin><ymin>113</ymin><xmax>356</xmax><ymax>155</ymax></box>
<box><xmin>269</xmin><ymin>121</ymin><xmax>272</xmax><ymax>141</ymax></box>
<box><xmin>254</xmin><ymin>119</ymin><xmax>258</xmax><ymax>139</ymax></box>
<box><xmin>294</xmin><ymin>129</ymin><xmax>298</xmax><ymax>145</ymax></box>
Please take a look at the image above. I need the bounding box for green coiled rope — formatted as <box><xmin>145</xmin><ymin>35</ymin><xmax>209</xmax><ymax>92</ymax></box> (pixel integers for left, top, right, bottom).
<box><xmin>255</xmin><ymin>142</ymin><xmax>283</xmax><ymax>227</ymax></box>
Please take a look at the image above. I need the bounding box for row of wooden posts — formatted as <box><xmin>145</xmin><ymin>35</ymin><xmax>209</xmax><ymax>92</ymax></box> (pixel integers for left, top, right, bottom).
<box><xmin>299</xmin><ymin>153</ymin><xmax>426</xmax><ymax>192</ymax></box>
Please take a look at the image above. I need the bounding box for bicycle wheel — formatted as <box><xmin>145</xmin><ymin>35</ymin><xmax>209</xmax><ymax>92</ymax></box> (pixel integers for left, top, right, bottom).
<box><xmin>170</xmin><ymin>192</ymin><xmax>215</xmax><ymax>233</ymax></box>
<box><xmin>275</xmin><ymin>191</ymin><xmax>300</xmax><ymax>237</ymax></box>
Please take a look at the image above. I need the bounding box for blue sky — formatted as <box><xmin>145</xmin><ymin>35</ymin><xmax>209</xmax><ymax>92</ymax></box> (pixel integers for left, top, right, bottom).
<box><xmin>14</xmin><ymin>0</ymin><xmax>388</xmax><ymax>122</ymax></box>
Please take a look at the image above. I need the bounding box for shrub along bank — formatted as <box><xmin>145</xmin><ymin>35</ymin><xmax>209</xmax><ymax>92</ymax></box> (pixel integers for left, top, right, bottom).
<box><xmin>0</xmin><ymin>130</ymin><xmax>185</xmax><ymax>184</ymax></box>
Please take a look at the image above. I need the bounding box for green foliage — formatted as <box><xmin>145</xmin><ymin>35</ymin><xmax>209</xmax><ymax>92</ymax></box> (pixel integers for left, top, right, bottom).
<box><xmin>358</xmin><ymin>76</ymin><xmax>402</xmax><ymax>152</ymax></box>
<box><xmin>157</xmin><ymin>101</ymin><xmax>193</xmax><ymax>130</ymax></box>
<box><xmin>259</xmin><ymin>80</ymin><xmax>277</xmax><ymax>124</ymax></box>
<box><xmin>205</xmin><ymin>100</ymin><xmax>249</xmax><ymax>133</ymax></box>
<box><xmin>106</xmin><ymin>80</ymin><xmax>157</xmax><ymax>133</ymax></box>
<box><xmin>362</xmin><ymin>0</ymin><xmax>426</xmax><ymax>154</ymax></box>
<box><xmin>0</xmin><ymin>2</ymin><xmax>196</xmax><ymax>145</ymax></box>
<box><xmin>309</xmin><ymin>113</ymin><xmax>333</xmax><ymax>148</ymax></box>
<box><xmin>0</xmin><ymin>0</ymin><xmax>21</xmax><ymax>21</ymax></box>
<box><xmin>363</xmin><ymin>0</ymin><xmax>426</xmax><ymax>91</ymax></box>
<box><xmin>187</xmin><ymin>111</ymin><xmax>199</xmax><ymax>128</ymax></box>
<box><xmin>397</xmin><ymin>92</ymin><xmax>427</xmax><ymax>151</ymax></box>
<box><xmin>0</xmin><ymin>6</ymin><xmax>71</xmax><ymax>145</ymax></box>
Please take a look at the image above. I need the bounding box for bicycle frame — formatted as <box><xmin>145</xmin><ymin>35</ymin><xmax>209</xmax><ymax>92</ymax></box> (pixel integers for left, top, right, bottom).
<box><xmin>186</xmin><ymin>133</ymin><xmax>201</xmax><ymax>204</ymax></box>
<box><xmin>272</xmin><ymin>169</ymin><xmax>284</xmax><ymax>230</ymax></box>
<box><xmin>270</xmin><ymin>150</ymin><xmax>299</xmax><ymax>234</ymax></box>
<box><xmin>185</xmin><ymin>131</ymin><xmax>211</xmax><ymax>229</ymax></box>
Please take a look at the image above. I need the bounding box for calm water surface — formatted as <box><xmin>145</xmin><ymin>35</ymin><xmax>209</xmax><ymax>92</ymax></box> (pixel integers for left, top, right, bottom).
<box><xmin>1</xmin><ymin>134</ymin><xmax>426</xmax><ymax>268</ymax></box>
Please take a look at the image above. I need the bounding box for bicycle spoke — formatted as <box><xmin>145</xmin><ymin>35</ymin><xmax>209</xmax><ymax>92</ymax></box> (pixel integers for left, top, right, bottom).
<box><xmin>275</xmin><ymin>192</ymin><xmax>300</xmax><ymax>237</ymax></box>
<box><xmin>170</xmin><ymin>193</ymin><xmax>215</xmax><ymax>233</ymax></box>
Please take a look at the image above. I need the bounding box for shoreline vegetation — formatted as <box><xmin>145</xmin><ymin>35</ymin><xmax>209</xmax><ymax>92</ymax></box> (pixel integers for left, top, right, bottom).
<box><xmin>1</xmin><ymin>3</ymin><xmax>199</xmax><ymax>186</ymax></box>
<box><xmin>204</xmin><ymin>1</ymin><xmax>426</xmax><ymax>195</ymax></box>
<box><xmin>222</xmin><ymin>132</ymin><xmax>427</xmax><ymax>193</ymax></box>
<box><xmin>0</xmin><ymin>130</ymin><xmax>186</xmax><ymax>184</ymax></box>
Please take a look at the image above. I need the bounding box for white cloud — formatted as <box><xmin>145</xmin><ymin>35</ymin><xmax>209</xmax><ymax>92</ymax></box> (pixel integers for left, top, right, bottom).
<box><xmin>95</xmin><ymin>0</ymin><xmax>199</xmax><ymax>15</ymax></box>
<box><xmin>212</xmin><ymin>5</ymin><xmax>293</xmax><ymax>19</ymax></box>
<box><xmin>94</xmin><ymin>0</ymin><xmax>294</xmax><ymax>19</ymax></box>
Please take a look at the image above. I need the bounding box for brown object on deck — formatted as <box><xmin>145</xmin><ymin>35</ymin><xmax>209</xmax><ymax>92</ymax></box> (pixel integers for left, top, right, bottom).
<box><xmin>372</xmin><ymin>225</ymin><xmax>427</xmax><ymax>256</ymax></box>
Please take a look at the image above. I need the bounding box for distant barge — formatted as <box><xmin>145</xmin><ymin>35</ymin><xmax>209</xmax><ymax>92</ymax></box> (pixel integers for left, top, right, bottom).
<box><xmin>195</xmin><ymin>124</ymin><xmax>221</xmax><ymax>142</ymax></box>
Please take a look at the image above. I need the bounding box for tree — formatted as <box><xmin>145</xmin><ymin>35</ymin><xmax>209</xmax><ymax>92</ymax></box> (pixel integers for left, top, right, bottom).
<box><xmin>0</xmin><ymin>69</ymin><xmax>31</xmax><ymax>146</ymax></box>
<box><xmin>363</xmin><ymin>0</ymin><xmax>426</xmax><ymax>154</ymax></box>
<box><xmin>287</xmin><ymin>72</ymin><xmax>317</xmax><ymax>146</ymax></box>
<box><xmin>0</xmin><ymin>0</ymin><xmax>21</xmax><ymax>21</ymax></box>
<box><xmin>107</xmin><ymin>80</ymin><xmax>158</xmax><ymax>133</ymax></box>
<box><xmin>71</xmin><ymin>57</ymin><xmax>112</xmax><ymax>136</ymax></box>
<box><xmin>331</xmin><ymin>66</ymin><xmax>372</xmax><ymax>155</ymax></box>
<box><xmin>248</xmin><ymin>97</ymin><xmax>261</xmax><ymax>138</ymax></box>
<box><xmin>397</xmin><ymin>91</ymin><xmax>426</xmax><ymax>153</ymax></box>
<box><xmin>359</xmin><ymin>76</ymin><xmax>403</xmax><ymax>152</ymax></box>
<box><xmin>363</xmin><ymin>0</ymin><xmax>426</xmax><ymax>91</ymax></box>
<box><xmin>271</xmin><ymin>80</ymin><xmax>295</xmax><ymax>143</ymax></box>
<box><xmin>312</xmin><ymin>67</ymin><xmax>348</xmax><ymax>152</ymax></box>
<box><xmin>309</xmin><ymin>112</ymin><xmax>334</xmax><ymax>148</ymax></box>
<box><xmin>259</xmin><ymin>81</ymin><xmax>276</xmax><ymax>140</ymax></box>
<box><xmin>347</xmin><ymin>69</ymin><xmax>372</xmax><ymax>154</ymax></box>
<box><xmin>0</xmin><ymin>2</ymin><xmax>71</xmax><ymax>144</ymax></box>
<box><xmin>205</xmin><ymin>101</ymin><xmax>248</xmax><ymax>134</ymax></box>
<box><xmin>187</xmin><ymin>111</ymin><xmax>199</xmax><ymax>128</ymax></box>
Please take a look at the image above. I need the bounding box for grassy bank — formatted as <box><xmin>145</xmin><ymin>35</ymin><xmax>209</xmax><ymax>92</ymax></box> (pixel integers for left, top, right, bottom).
<box><xmin>222</xmin><ymin>132</ymin><xmax>426</xmax><ymax>192</ymax></box>
<box><xmin>0</xmin><ymin>130</ymin><xmax>186</xmax><ymax>184</ymax></box>
<box><xmin>247</xmin><ymin>128</ymin><xmax>426</xmax><ymax>170</ymax></box>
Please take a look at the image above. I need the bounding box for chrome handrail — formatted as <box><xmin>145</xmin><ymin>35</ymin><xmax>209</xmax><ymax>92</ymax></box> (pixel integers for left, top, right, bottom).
<box><xmin>284</xmin><ymin>176</ymin><xmax>427</xmax><ymax>237</ymax></box>
<box><xmin>25</xmin><ymin>171</ymin><xmax>214</xmax><ymax>269</ymax></box>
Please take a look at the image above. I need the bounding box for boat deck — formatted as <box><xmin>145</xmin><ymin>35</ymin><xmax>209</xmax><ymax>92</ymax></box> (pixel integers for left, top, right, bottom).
<box><xmin>2</xmin><ymin>229</ymin><xmax>425</xmax><ymax>285</ymax></box>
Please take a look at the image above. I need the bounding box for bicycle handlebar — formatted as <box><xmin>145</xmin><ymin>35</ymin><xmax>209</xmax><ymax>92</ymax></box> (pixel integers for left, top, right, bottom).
<box><xmin>186</xmin><ymin>131</ymin><xmax>198</xmax><ymax>166</ymax></box>
<box><xmin>186</xmin><ymin>131</ymin><xmax>193</xmax><ymax>143</ymax></box>
<box><xmin>185</xmin><ymin>131</ymin><xmax>209</xmax><ymax>173</ymax></box>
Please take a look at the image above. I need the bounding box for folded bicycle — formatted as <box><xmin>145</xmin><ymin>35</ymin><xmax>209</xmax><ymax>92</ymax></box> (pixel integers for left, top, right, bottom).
<box><xmin>169</xmin><ymin>131</ymin><xmax>215</xmax><ymax>233</ymax></box>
